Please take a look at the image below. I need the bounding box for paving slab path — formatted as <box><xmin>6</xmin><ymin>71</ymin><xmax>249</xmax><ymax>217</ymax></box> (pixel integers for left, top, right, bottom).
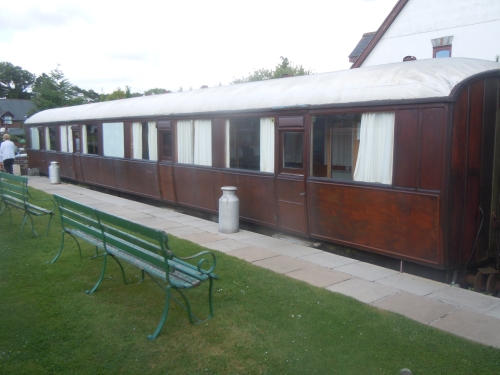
<box><xmin>27</xmin><ymin>176</ymin><xmax>500</xmax><ymax>349</ymax></box>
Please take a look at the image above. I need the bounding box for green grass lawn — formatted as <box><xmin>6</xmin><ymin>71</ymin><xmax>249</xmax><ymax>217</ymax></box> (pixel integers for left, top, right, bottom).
<box><xmin>1</xmin><ymin>188</ymin><xmax>499</xmax><ymax>375</ymax></box>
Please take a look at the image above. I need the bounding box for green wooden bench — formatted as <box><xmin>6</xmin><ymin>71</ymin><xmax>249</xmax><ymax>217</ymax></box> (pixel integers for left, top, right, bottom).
<box><xmin>52</xmin><ymin>194</ymin><xmax>218</xmax><ymax>340</ymax></box>
<box><xmin>0</xmin><ymin>172</ymin><xmax>55</xmax><ymax>238</ymax></box>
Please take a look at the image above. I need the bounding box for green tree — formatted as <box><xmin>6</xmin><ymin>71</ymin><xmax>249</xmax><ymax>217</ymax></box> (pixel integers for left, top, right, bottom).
<box><xmin>232</xmin><ymin>56</ymin><xmax>312</xmax><ymax>84</ymax></box>
<box><xmin>30</xmin><ymin>67</ymin><xmax>91</xmax><ymax>115</ymax></box>
<box><xmin>0</xmin><ymin>62</ymin><xmax>36</xmax><ymax>99</ymax></box>
<box><xmin>144</xmin><ymin>88</ymin><xmax>170</xmax><ymax>95</ymax></box>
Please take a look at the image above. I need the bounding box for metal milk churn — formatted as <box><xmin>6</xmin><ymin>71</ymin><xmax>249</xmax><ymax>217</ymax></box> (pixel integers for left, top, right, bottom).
<box><xmin>49</xmin><ymin>161</ymin><xmax>61</xmax><ymax>184</ymax></box>
<box><xmin>218</xmin><ymin>186</ymin><xmax>239</xmax><ymax>233</ymax></box>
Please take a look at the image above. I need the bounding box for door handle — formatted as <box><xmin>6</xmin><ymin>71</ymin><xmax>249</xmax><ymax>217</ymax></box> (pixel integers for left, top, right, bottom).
<box><xmin>299</xmin><ymin>192</ymin><xmax>306</xmax><ymax>196</ymax></box>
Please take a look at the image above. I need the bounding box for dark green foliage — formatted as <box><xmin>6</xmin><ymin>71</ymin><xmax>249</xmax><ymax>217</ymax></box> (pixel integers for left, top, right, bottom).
<box><xmin>0</xmin><ymin>62</ymin><xmax>35</xmax><ymax>99</ymax></box>
<box><xmin>232</xmin><ymin>56</ymin><xmax>312</xmax><ymax>84</ymax></box>
<box><xmin>1</xmin><ymin>188</ymin><xmax>499</xmax><ymax>374</ymax></box>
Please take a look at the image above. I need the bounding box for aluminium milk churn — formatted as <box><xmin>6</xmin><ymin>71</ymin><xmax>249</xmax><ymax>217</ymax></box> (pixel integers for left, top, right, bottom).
<box><xmin>218</xmin><ymin>186</ymin><xmax>239</xmax><ymax>233</ymax></box>
<box><xmin>49</xmin><ymin>161</ymin><xmax>61</xmax><ymax>184</ymax></box>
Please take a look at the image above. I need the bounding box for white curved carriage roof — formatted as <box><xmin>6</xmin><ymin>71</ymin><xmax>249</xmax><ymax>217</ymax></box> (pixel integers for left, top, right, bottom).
<box><xmin>26</xmin><ymin>58</ymin><xmax>500</xmax><ymax>125</ymax></box>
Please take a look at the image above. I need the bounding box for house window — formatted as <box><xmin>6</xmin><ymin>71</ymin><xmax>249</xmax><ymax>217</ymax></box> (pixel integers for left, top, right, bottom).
<box><xmin>225</xmin><ymin>117</ymin><xmax>275</xmax><ymax>172</ymax></box>
<box><xmin>3</xmin><ymin>116</ymin><xmax>12</xmax><ymax>125</ymax></box>
<box><xmin>434</xmin><ymin>45</ymin><xmax>451</xmax><ymax>58</ymax></box>
<box><xmin>60</xmin><ymin>125</ymin><xmax>73</xmax><ymax>152</ymax></box>
<box><xmin>82</xmin><ymin>125</ymin><xmax>99</xmax><ymax>155</ymax></box>
<box><xmin>160</xmin><ymin>131</ymin><xmax>172</xmax><ymax>159</ymax></box>
<box><xmin>177</xmin><ymin>119</ymin><xmax>212</xmax><ymax>166</ymax></box>
<box><xmin>132</xmin><ymin>122</ymin><xmax>158</xmax><ymax>160</ymax></box>
<box><xmin>45</xmin><ymin>126</ymin><xmax>57</xmax><ymax>151</ymax></box>
<box><xmin>311</xmin><ymin>112</ymin><xmax>395</xmax><ymax>185</ymax></box>
<box><xmin>283</xmin><ymin>132</ymin><xmax>303</xmax><ymax>170</ymax></box>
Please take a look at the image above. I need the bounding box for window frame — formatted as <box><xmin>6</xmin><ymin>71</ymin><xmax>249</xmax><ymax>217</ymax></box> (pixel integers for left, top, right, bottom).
<box><xmin>433</xmin><ymin>45</ymin><xmax>452</xmax><ymax>58</ymax></box>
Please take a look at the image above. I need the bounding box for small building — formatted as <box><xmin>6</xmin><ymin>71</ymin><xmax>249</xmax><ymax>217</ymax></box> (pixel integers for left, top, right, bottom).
<box><xmin>350</xmin><ymin>0</ymin><xmax>500</xmax><ymax>67</ymax></box>
<box><xmin>0</xmin><ymin>99</ymin><xmax>35</xmax><ymax>131</ymax></box>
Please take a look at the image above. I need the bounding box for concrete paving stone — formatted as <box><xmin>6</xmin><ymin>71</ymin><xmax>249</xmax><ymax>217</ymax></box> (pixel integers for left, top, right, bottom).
<box><xmin>201</xmin><ymin>239</ymin><xmax>252</xmax><ymax>253</ymax></box>
<box><xmin>335</xmin><ymin>261</ymin><xmax>399</xmax><ymax>281</ymax></box>
<box><xmin>426</xmin><ymin>285</ymin><xmax>500</xmax><ymax>314</ymax></box>
<box><xmin>240</xmin><ymin>235</ymin><xmax>289</xmax><ymax>249</ymax></box>
<box><xmin>134</xmin><ymin>216</ymin><xmax>176</xmax><ymax>229</ymax></box>
<box><xmin>168</xmin><ymin>215</ymin><xmax>208</xmax><ymax>224</ymax></box>
<box><xmin>151</xmin><ymin>220</ymin><xmax>184</xmax><ymax>231</ymax></box>
<box><xmin>485</xmin><ymin>304</ymin><xmax>500</xmax><ymax>320</ymax></box>
<box><xmin>431</xmin><ymin>309</ymin><xmax>500</xmax><ymax>349</ymax></box>
<box><xmin>286</xmin><ymin>266</ymin><xmax>352</xmax><ymax>288</ymax></box>
<box><xmin>268</xmin><ymin>243</ymin><xmax>322</xmax><ymax>258</ymax></box>
<box><xmin>182</xmin><ymin>232</ymin><xmax>226</xmax><ymax>245</ymax></box>
<box><xmin>198</xmin><ymin>223</ymin><xmax>220</xmax><ymax>234</ymax></box>
<box><xmin>372</xmin><ymin>292</ymin><xmax>456</xmax><ymax>325</ymax></box>
<box><xmin>326</xmin><ymin>278</ymin><xmax>399</xmax><ymax>304</ymax></box>
<box><xmin>300</xmin><ymin>251</ymin><xmax>359</xmax><ymax>268</ymax></box>
<box><xmin>112</xmin><ymin>212</ymin><xmax>154</xmax><ymax>222</ymax></box>
<box><xmin>184</xmin><ymin>219</ymin><xmax>215</xmax><ymax>228</ymax></box>
<box><xmin>253</xmin><ymin>255</ymin><xmax>312</xmax><ymax>274</ymax></box>
<box><xmin>376</xmin><ymin>273</ymin><xmax>448</xmax><ymax>296</ymax></box>
<box><xmin>152</xmin><ymin>211</ymin><xmax>185</xmax><ymax>219</ymax></box>
<box><xmin>225</xmin><ymin>246</ymin><xmax>280</xmax><ymax>262</ymax></box>
<box><xmin>135</xmin><ymin>206</ymin><xmax>171</xmax><ymax>215</ymax></box>
<box><xmin>217</xmin><ymin>230</ymin><xmax>264</xmax><ymax>241</ymax></box>
<box><xmin>165</xmin><ymin>227</ymin><xmax>204</xmax><ymax>238</ymax></box>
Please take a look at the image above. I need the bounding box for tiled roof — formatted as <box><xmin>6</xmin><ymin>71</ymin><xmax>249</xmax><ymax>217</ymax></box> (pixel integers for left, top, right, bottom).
<box><xmin>0</xmin><ymin>99</ymin><xmax>34</xmax><ymax>121</ymax></box>
<box><xmin>348</xmin><ymin>32</ymin><xmax>376</xmax><ymax>62</ymax></box>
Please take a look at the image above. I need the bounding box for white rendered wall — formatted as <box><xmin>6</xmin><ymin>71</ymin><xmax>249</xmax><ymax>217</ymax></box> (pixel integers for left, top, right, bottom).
<box><xmin>361</xmin><ymin>0</ymin><xmax>500</xmax><ymax>66</ymax></box>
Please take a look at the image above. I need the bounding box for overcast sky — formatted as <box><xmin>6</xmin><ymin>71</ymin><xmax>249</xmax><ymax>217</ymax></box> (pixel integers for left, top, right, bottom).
<box><xmin>0</xmin><ymin>0</ymin><xmax>398</xmax><ymax>94</ymax></box>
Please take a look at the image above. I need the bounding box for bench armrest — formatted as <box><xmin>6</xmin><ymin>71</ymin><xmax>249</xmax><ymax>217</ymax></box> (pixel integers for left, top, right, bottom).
<box><xmin>174</xmin><ymin>251</ymin><xmax>218</xmax><ymax>278</ymax></box>
<box><xmin>27</xmin><ymin>189</ymin><xmax>56</xmax><ymax>213</ymax></box>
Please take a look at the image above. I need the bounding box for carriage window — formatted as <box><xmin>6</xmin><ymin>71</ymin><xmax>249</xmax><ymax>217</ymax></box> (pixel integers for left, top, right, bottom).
<box><xmin>83</xmin><ymin>125</ymin><xmax>99</xmax><ymax>155</ymax></box>
<box><xmin>177</xmin><ymin>119</ymin><xmax>212</xmax><ymax>166</ymax></box>
<box><xmin>29</xmin><ymin>127</ymin><xmax>41</xmax><ymax>150</ymax></box>
<box><xmin>132</xmin><ymin>122</ymin><xmax>158</xmax><ymax>161</ymax></box>
<box><xmin>45</xmin><ymin>126</ymin><xmax>57</xmax><ymax>151</ymax></box>
<box><xmin>283</xmin><ymin>132</ymin><xmax>303</xmax><ymax>169</ymax></box>
<box><xmin>103</xmin><ymin>122</ymin><xmax>124</xmax><ymax>158</ymax></box>
<box><xmin>225</xmin><ymin>117</ymin><xmax>274</xmax><ymax>172</ymax></box>
<box><xmin>311</xmin><ymin>112</ymin><xmax>394</xmax><ymax>185</ymax></box>
<box><xmin>60</xmin><ymin>125</ymin><xmax>73</xmax><ymax>152</ymax></box>
<box><xmin>72</xmin><ymin>127</ymin><xmax>80</xmax><ymax>153</ymax></box>
<box><xmin>161</xmin><ymin>131</ymin><xmax>172</xmax><ymax>159</ymax></box>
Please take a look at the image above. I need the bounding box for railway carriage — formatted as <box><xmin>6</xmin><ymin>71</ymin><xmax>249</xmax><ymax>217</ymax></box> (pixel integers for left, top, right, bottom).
<box><xmin>25</xmin><ymin>58</ymin><xmax>500</xmax><ymax>272</ymax></box>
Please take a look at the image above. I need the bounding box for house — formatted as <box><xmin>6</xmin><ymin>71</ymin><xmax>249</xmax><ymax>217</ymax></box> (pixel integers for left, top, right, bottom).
<box><xmin>350</xmin><ymin>0</ymin><xmax>500</xmax><ymax>68</ymax></box>
<box><xmin>0</xmin><ymin>99</ymin><xmax>34</xmax><ymax>133</ymax></box>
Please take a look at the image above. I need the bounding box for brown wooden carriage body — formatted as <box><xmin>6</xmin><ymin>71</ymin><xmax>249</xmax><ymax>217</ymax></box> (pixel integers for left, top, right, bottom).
<box><xmin>25</xmin><ymin>58</ymin><xmax>500</xmax><ymax>270</ymax></box>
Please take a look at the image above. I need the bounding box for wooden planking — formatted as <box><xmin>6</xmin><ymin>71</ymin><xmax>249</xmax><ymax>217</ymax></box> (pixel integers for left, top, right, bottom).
<box><xmin>81</xmin><ymin>156</ymin><xmax>116</xmax><ymax>188</ymax></box>
<box><xmin>460</xmin><ymin>80</ymin><xmax>484</xmax><ymax>264</ymax></box>
<box><xmin>219</xmin><ymin>171</ymin><xmax>277</xmax><ymax>227</ymax></box>
<box><xmin>174</xmin><ymin>165</ymin><xmax>217</xmax><ymax>212</ymax></box>
<box><xmin>447</xmin><ymin>88</ymin><xmax>469</xmax><ymax>265</ymax></box>
<box><xmin>419</xmin><ymin>108</ymin><xmax>446</xmax><ymax>191</ymax></box>
<box><xmin>278</xmin><ymin>116</ymin><xmax>303</xmax><ymax>127</ymax></box>
<box><xmin>158</xmin><ymin>163</ymin><xmax>177</xmax><ymax>203</ymax></box>
<box><xmin>58</xmin><ymin>153</ymin><xmax>76</xmax><ymax>179</ymax></box>
<box><xmin>73</xmin><ymin>154</ymin><xmax>84</xmax><ymax>182</ymax></box>
<box><xmin>393</xmin><ymin>109</ymin><xmax>419</xmax><ymax>188</ymax></box>
<box><xmin>308</xmin><ymin>181</ymin><xmax>441</xmax><ymax>265</ymax></box>
<box><xmin>113</xmin><ymin>159</ymin><xmax>161</xmax><ymax>198</ymax></box>
<box><xmin>277</xmin><ymin>177</ymin><xmax>307</xmax><ymax>235</ymax></box>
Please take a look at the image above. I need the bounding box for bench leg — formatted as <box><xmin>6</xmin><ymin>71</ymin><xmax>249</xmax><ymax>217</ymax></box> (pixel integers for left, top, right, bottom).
<box><xmin>86</xmin><ymin>253</ymin><xmax>109</xmax><ymax>294</ymax></box>
<box><xmin>171</xmin><ymin>278</ymin><xmax>215</xmax><ymax>325</ymax></box>
<box><xmin>108</xmin><ymin>256</ymin><xmax>145</xmax><ymax>285</ymax></box>
<box><xmin>148</xmin><ymin>286</ymin><xmax>171</xmax><ymax>340</ymax></box>
<box><xmin>45</xmin><ymin>213</ymin><xmax>54</xmax><ymax>236</ymax></box>
<box><xmin>20</xmin><ymin>212</ymin><xmax>38</xmax><ymax>239</ymax></box>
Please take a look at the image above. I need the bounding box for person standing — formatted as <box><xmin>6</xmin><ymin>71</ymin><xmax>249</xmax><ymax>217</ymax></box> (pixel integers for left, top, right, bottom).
<box><xmin>0</xmin><ymin>134</ymin><xmax>17</xmax><ymax>174</ymax></box>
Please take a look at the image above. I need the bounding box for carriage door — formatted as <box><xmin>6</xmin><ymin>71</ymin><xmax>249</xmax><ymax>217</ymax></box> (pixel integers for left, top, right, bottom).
<box><xmin>276</xmin><ymin>116</ymin><xmax>308</xmax><ymax>235</ymax></box>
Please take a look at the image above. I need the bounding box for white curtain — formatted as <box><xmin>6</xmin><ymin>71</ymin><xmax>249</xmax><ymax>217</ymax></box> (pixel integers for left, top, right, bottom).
<box><xmin>260</xmin><ymin>117</ymin><xmax>275</xmax><ymax>173</ymax></box>
<box><xmin>30</xmin><ymin>128</ymin><xmax>40</xmax><ymax>150</ymax></box>
<box><xmin>177</xmin><ymin>120</ymin><xmax>193</xmax><ymax>164</ymax></box>
<box><xmin>194</xmin><ymin>120</ymin><xmax>212</xmax><ymax>166</ymax></box>
<box><xmin>103</xmin><ymin>122</ymin><xmax>124</xmax><ymax>158</ymax></box>
<box><xmin>353</xmin><ymin>112</ymin><xmax>395</xmax><ymax>185</ymax></box>
<box><xmin>67</xmin><ymin>127</ymin><xmax>73</xmax><ymax>152</ymax></box>
<box><xmin>60</xmin><ymin>126</ymin><xmax>68</xmax><ymax>152</ymax></box>
<box><xmin>82</xmin><ymin>125</ymin><xmax>88</xmax><ymax>154</ymax></box>
<box><xmin>225</xmin><ymin>119</ymin><xmax>230</xmax><ymax>168</ymax></box>
<box><xmin>148</xmin><ymin>122</ymin><xmax>158</xmax><ymax>161</ymax></box>
<box><xmin>45</xmin><ymin>127</ymin><xmax>51</xmax><ymax>150</ymax></box>
<box><xmin>132</xmin><ymin>122</ymin><xmax>142</xmax><ymax>159</ymax></box>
